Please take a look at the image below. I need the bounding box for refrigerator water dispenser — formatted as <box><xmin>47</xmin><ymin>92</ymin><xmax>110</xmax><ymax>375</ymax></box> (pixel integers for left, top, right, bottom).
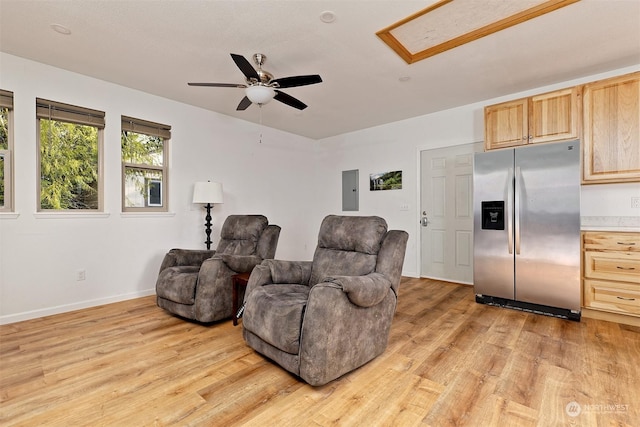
<box><xmin>481</xmin><ymin>201</ymin><xmax>504</xmax><ymax>230</ymax></box>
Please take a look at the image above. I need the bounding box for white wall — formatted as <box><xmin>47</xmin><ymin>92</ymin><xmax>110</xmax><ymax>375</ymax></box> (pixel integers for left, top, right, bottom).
<box><xmin>2</xmin><ymin>53</ymin><xmax>638</xmax><ymax>323</ymax></box>
<box><xmin>581</xmin><ymin>182</ymin><xmax>640</xmax><ymax>217</ymax></box>
<box><xmin>0</xmin><ymin>53</ymin><xmax>320</xmax><ymax>323</ymax></box>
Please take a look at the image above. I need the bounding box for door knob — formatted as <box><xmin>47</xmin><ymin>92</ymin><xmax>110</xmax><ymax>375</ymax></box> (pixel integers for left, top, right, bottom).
<box><xmin>421</xmin><ymin>216</ymin><xmax>429</xmax><ymax>227</ymax></box>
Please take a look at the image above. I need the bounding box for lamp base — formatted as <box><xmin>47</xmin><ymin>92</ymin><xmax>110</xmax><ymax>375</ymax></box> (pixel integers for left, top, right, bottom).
<box><xmin>204</xmin><ymin>203</ymin><xmax>213</xmax><ymax>250</ymax></box>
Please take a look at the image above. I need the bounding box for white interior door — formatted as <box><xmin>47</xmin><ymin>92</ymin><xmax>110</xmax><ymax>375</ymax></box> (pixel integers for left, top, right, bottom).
<box><xmin>420</xmin><ymin>143</ymin><xmax>482</xmax><ymax>284</ymax></box>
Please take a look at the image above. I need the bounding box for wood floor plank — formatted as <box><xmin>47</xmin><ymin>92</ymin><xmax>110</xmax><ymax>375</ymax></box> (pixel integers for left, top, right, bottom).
<box><xmin>484</xmin><ymin>307</ymin><xmax>528</xmax><ymax>349</ymax></box>
<box><xmin>422</xmin><ymin>368</ymin><xmax>499</xmax><ymax>426</ymax></box>
<box><xmin>1</xmin><ymin>280</ymin><xmax>639</xmax><ymax>426</ymax></box>
<box><xmin>489</xmin><ymin>397</ymin><xmax>538</xmax><ymax>427</ymax></box>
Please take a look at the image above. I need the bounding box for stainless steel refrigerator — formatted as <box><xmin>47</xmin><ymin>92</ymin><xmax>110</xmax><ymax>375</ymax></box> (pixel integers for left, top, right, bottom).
<box><xmin>473</xmin><ymin>140</ymin><xmax>581</xmax><ymax>320</ymax></box>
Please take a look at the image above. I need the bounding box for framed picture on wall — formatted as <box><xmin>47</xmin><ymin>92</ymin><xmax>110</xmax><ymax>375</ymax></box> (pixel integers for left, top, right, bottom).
<box><xmin>370</xmin><ymin>170</ymin><xmax>402</xmax><ymax>191</ymax></box>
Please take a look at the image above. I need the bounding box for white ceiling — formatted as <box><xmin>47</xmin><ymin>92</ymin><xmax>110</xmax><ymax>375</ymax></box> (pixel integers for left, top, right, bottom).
<box><xmin>1</xmin><ymin>0</ymin><xmax>639</xmax><ymax>140</ymax></box>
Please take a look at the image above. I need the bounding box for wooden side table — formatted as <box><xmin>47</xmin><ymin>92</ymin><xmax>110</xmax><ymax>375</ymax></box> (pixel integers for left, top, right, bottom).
<box><xmin>232</xmin><ymin>272</ymin><xmax>251</xmax><ymax>326</ymax></box>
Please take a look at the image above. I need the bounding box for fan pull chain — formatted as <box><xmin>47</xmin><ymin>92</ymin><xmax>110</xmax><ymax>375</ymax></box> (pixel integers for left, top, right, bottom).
<box><xmin>258</xmin><ymin>104</ymin><xmax>263</xmax><ymax>143</ymax></box>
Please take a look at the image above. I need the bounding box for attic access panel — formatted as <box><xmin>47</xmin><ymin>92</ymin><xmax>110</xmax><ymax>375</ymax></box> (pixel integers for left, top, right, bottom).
<box><xmin>376</xmin><ymin>0</ymin><xmax>580</xmax><ymax>64</ymax></box>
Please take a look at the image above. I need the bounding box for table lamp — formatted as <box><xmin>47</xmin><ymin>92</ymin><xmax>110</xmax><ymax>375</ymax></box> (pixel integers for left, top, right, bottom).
<box><xmin>192</xmin><ymin>181</ymin><xmax>224</xmax><ymax>249</ymax></box>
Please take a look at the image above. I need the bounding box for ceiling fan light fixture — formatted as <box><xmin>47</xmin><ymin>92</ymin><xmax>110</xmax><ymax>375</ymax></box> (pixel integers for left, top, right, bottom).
<box><xmin>245</xmin><ymin>85</ymin><xmax>275</xmax><ymax>105</ymax></box>
<box><xmin>189</xmin><ymin>53</ymin><xmax>321</xmax><ymax>111</ymax></box>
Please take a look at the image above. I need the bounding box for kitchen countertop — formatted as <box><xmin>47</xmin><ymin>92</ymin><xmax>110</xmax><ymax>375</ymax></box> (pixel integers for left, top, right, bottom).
<box><xmin>581</xmin><ymin>216</ymin><xmax>640</xmax><ymax>232</ymax></box>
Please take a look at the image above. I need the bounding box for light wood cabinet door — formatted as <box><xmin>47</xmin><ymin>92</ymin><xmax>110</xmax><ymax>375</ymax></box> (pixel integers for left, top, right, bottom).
<box><xmin>484</xmin><ymin>98</ymin><xmax>528</xmax><ymax>150</ymax></box>
<box><xmin>584</xmin><ymin>279</ymin><xmax>640</xmax><ymax>316</ymax></box>
<box><xmin>529</xmin><ymin>87</ymin><xmax>580</xmax><ymax>144</ymax></box>
<box><xmin>584</xmin><ymin>250</ymin><xmax>640</xmax><ymax>283</ymax></box>
<box><xmin>583</xmin><ymin>231</ymin><xmax>640</xmax><ymax>252</ymax></box>
<box><xmin>583</xmin><ymin>71</ymin><xmax>640</xmax><ymax>183</ymax></box>
<box><xmin>484</xmin><ymin>87</ymin><xmax>579</xmax><ymax>150</ymax></box>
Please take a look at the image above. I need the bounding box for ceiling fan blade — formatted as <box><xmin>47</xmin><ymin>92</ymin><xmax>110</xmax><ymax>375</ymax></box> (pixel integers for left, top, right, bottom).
<box><xmin>274</xmin><ymin>90</ymin><xmax>307</xmax><ymax>110</ymax></box>
<box><xmin>188</xmin><ymin>82</ymin><xmax>246</xmax><ymax>88</ymax></box>
<box><xmin>271</xmin><ymin>75</ymin><xmax>322</xmax><ymax>88</ymax></box>
<box><xmin>236</xmin><ymin>96</ymin><xmax>252</xmax><ymax>111</ymax></box>
<box><xmin>231</xmin><ymin>53</ymin><xmax>259</xmax><ymax>80</ymax></box>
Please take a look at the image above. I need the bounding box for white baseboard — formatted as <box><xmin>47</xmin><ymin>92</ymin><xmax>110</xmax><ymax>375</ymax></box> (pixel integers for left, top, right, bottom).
<box><xmin>401</xmin><ymin>271</ymin><xmax>420</xmax><ymax>278</ymax></box>
<box><xmin>0</xmin><ymin>289</ymin><xmax>156</xmax><ymax>325</ymax></box>
<box><xmin>419</xmin><ymin>275</ymin><xmax>473</xmax><ymax>286</ymax></box>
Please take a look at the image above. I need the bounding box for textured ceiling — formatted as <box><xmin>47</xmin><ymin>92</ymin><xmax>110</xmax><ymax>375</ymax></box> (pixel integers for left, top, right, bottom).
<box><xmin>0</xmin><ymin>0</ymin><xmax>639</xmax><ymax>140</ymax></box>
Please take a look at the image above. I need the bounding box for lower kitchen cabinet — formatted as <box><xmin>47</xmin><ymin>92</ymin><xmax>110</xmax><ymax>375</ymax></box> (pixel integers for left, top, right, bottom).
<box><xmin>583</xmin><ymin>231</ymin><xmax>640</xmax><ymax>323</ymax></box>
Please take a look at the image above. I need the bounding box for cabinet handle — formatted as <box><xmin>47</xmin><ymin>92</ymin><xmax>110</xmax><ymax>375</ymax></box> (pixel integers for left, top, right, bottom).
<box><xmin>616</xmin><ymin>266</ymin><xmax>636</xmax><ymax>270</ymax></box>
<box><xmin>617</xmin><ymin>242</ymin><xmax>636</xmax><ymax>245</ymax></box>
<box><xmin>616</xmin><ymin>296</ymin><xmax>636</xmax><ymax>301</ymax></box>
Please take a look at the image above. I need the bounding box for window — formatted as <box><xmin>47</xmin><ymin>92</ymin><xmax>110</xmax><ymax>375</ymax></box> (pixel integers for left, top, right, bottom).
<box><xmin>121</xmin><ymin>116</ymin><xmax>170</xmax><ymax>212</ymax></box>
<box><xmin>36</xmin><ymin>99</ymin><xmax>105</xmax><ymax>211</ymax></box>
<box><xmin>0</xmin><ymin>90</ymin><xmax>13</xmax><ymax>212</ymax></box>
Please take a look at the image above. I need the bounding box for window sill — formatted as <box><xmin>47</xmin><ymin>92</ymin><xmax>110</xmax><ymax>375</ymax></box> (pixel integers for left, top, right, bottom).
<box><xmin>121</xmin><ymin>212</ymin><xmax>176</xmax><ymax>218</ymax></box>
<box><xmin>0</xmin><ymin>212</ymin><xmax>20</xmax><ymax>219</ymax></box>
<box><xmin>34</xmin><ymin>212</ymin><xmax>111</xmax><ymax>219</ymax></box>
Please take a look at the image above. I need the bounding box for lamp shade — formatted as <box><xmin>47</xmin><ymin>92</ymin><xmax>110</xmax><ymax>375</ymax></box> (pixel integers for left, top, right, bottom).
<box><xmin>192</xmin><ymin>181</ymin><xmax>224</xmax><ymax>204</ymax></box>
<box><xmin>245</xmin><ymin>85</ymin><xmax>275</xmax><ymax>105</ymax></box>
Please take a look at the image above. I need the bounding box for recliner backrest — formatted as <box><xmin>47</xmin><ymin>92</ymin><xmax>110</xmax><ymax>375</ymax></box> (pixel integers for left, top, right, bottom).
<box><xmin>375</xmin><ymin>230</ymin><xmax>409</xmax><ymax>295</ymax></box>
<box><xmin>309</xmin><ymin>215</ymin><xmax>388</xmax><ymax>286</ymax></box>
<box><xmin>256</xmin><ymin>225</ymin><xmax>281</xmax><ymax>260</ymax></box>
<box><xmin>216</xmin><ymin>215</ymin><xmax>269</xmax><ymax>255</ymax></box>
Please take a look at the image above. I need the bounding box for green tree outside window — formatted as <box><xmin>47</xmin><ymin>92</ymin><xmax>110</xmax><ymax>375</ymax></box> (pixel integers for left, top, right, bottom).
<box><xmin>39</xmin><ymin>119</ymin><xmax>99</xmax><ymax>209</ymax></box>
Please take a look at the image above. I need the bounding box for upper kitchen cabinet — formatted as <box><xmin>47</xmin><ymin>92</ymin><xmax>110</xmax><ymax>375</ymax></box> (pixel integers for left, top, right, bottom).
<box><xmin>484</xmin><ymin>87</ymin><xmax>580</xmax><ymax>151</ymax></box>
<box><xmin>582</xmin><ymin>72</ymin><xmax>640</xmax><ymax>184</ymax></box>
<box><xmin>484</xmin><ymin>98</ymin><xmax>528</xmax><ymax>150</ymax></box>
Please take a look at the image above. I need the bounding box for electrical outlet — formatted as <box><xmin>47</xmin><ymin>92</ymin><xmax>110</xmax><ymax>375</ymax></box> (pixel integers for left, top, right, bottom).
<box><xmin>633</xmin><ymin>197</ymin><xmax>640</xmax><ymax>209</ymax></box>
<box><xmin>76</xmin><ymin>270</ymin><xmax>86</xmax><ymax>281</ymax></box>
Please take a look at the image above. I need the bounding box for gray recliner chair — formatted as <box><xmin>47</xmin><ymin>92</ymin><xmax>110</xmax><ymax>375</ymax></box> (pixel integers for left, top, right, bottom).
<box><xmin>242</xmin><ymin>215</ymin><xmax>408</xmax><ymax>386</ymax></box>
<box><xmin>156</xmin><ymin>214</ymin><xmax>281</xmax><ymax>323</ymax></box>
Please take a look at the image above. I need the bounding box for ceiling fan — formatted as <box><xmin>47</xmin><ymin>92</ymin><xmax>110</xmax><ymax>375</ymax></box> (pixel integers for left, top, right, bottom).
<box><xmin>188</xmin><ymin>53</ymin><xmax>322</xmax><ymax>111</ymax></box>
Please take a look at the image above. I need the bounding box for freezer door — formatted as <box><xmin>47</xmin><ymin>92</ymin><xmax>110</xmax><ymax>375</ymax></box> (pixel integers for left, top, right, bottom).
<box><xmin>514</xmin><ymin>140</ymin><xmax>581</xmax><ymax>311</ymax></box>
<box><xmin>473</xmin><ymin>149</ymin><xmax>515</xmax><ymax>299</ymax></box>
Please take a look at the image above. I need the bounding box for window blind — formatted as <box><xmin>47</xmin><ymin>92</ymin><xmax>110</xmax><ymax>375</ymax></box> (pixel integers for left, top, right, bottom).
<box><xmin>0</xmin><ymin>90</ymin><xmax>13</xmax><ymax>109</ymax></box>
<box><xmin>121</xmin><ymin>116</ymin><xmax>171</xmax><ymax>140</ymax></box>
<box><xmin>36</xmin><ymin>98</ymin><xmax>105</xmax><ymax>128</ymax></box>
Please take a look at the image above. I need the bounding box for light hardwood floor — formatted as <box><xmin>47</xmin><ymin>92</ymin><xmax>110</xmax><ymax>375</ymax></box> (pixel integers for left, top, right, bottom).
<box><xmin>1</xmin><ymin>278</ymin><xmax>639</xmax><ymax>426</ymax></box>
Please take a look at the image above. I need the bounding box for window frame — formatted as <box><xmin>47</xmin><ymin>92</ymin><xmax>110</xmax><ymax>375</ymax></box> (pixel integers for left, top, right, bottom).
<box><xmin>36</xmin><ymin>98</ymin><xmax>105</xmax><ymax>212</ymax></box>
<box><xmin>121</xmin><ymin>115</ymin><xmax>171</xmax><ymax>213</ymax></box>
<box><xmin>0</xmin><ymin>90</ymin><xmax>14</xmax><ymax>213</ymax></box>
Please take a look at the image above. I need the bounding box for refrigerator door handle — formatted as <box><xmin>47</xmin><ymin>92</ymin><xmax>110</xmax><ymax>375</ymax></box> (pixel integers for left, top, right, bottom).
<box><xmin>515</xmin><ymin>166</ymin><xmax>521</xmax><ymax>255</ymax></box>
<box><xmin>507</xmin><ymin>167</ymin><xmax>514</xmax><ymax>254</ymax></box>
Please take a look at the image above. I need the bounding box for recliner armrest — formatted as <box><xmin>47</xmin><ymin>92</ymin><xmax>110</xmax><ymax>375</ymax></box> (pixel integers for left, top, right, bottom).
<box><xmin>243</xmin><ymin>260</ymin><xmax>312</xmax><ymax>303</ymax></box>
<box><xmin>219</xmin><ymin>254</ymin><xmax>263</xmax><ymax>273</ymax></box>
<box><xmin>158</xmin><ymin>248</ymin><xmax>216</xmax><ymax>273</ymax></box>
<box><xmin>262</xmin><ymin>259</ymin><xmax>313</xmax><ymax>285</ymax></box>
<box><xmin>324</xmin><ymin>273</ymin><xmax>391</xmax><ymax>307</ymax></box>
